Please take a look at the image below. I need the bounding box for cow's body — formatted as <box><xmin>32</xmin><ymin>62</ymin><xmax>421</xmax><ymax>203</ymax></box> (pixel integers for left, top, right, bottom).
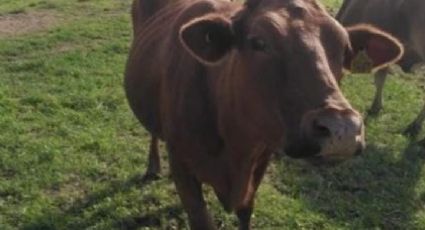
<box><xmin>337</xmin><ymin>0</ymin><xmax>425</xmax><ymax>135</ymax></box>
<box><xmin>127</xmin><ymin>1</ymin><xmax>289</xmax><ymax>216</ymax></box>
<box><xmin>127</xmin><ymin>0</ymin><xmax>263</xmax><ymax>208</ymax></box>
<box><xmin>125</xmin><ymin>0</ymin><xmax>403</xmax><ymax>229</ymax></box>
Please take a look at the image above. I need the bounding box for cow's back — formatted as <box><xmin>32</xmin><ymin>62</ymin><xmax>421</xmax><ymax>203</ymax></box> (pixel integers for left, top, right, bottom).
<box><xmin>336</xmin><ymin>0</ymin><xmax>406</xmax><ymax>36</ymax></box>
<box><xmin>125</xmin><ymin>0</ymin><xmax>233</xmax><ymax>138</ymax></box>
<box><xmin>131</xmin><ymin>0</ymin><xmax>176</xmax><ymax>35</ymax></box>
<box><xmin>125</xmin><ymin>0</ymin><xmax>184</xmax><ymax>137</ymax></box>
<box><xmin>336</xmin><ymin>0</ymin><xmax>424</xmax><ymax>71</ymax></box>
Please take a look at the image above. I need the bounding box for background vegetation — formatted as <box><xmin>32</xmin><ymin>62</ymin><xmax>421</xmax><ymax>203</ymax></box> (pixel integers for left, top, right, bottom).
<box><xmin>1</xmin><ymin>0</ymin><xmax>424</xmax><ymax>229</ymax></box>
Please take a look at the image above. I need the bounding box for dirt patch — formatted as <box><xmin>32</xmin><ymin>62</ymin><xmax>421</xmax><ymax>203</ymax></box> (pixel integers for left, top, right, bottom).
<box><xmin>0</xmin><ymin>11</ymin><xmax>56</xmax><ymax>37</ymax></box>
<box><xmin>43</xmin><ymin>174</ymin><xmax>87</xmax><ymax>208</ymax></box>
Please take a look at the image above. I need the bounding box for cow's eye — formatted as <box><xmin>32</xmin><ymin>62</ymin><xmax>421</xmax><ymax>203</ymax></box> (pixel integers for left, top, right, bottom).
<box><xmin>248</xmin><ymin>37</ymin><xmax>267</xmax><ymax>52</ymax></box>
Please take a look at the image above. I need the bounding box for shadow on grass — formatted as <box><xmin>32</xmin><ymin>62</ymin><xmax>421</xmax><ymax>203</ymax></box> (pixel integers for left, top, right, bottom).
<box><xmin>275</xmin><ymin>142</ymin><xmax>425</xmax><ymax>229</ymax></box>
<box><xmin>113</xmin><ymin>204</ymin><xmax>184</xmax><ymax>230</ymax></box>
<box><xmin>22</xmin><ymin>174</ymin><xmax>186</xmax><ymax>230</ymax></box>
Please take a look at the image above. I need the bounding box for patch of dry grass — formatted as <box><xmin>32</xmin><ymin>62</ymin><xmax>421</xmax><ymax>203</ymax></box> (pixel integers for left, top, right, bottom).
<box><xmin>0</xmin><ymin>11</ymin><xmax>57</xmax><ymax>37</ymax></box>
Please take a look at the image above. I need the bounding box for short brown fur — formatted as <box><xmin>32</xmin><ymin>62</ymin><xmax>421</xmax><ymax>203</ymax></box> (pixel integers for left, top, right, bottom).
<box><xmin>125</xmin><ymin>0</ymin><xmax>403</xmax><ymax>229</ymax></box>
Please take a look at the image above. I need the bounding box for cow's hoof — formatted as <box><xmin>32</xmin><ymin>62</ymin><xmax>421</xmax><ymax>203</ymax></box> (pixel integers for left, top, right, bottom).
<box><xmin>142</xmin><ymin>173</ymin><xmax>161</xmax><ymax>183</ymax></box>
<box><xmin>368</xmin><ymin>105</ymin><xmax>381</xmax><ymax>116</ymax></box>
<box><xmin>403</xmin><ymin>123</ymin><xmax>422</xmax><ymax>137</ymax></box>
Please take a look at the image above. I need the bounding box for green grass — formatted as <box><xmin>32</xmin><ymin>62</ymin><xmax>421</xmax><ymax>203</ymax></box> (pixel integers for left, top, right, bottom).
<box><xmin>1</xmin><ymin>0</ymin><xmax>425</xmax><ymax>229</ymax></box>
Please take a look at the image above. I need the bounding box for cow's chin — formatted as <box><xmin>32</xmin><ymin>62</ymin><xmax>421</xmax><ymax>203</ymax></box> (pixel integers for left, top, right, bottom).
<box><xmin>284</xmin><ymin>138</ymin><xmax>322</xmax><ymax>159</ymax></box>
<box><xmin>283</xmin><ymin>138</ymin><xmax>363</xmax><ymax>166</ymax></box>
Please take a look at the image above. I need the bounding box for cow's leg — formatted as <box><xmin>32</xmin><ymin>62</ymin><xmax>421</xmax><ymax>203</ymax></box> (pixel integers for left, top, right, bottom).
<box><xmin>404</xmin><ymin>102</ymin><xmax>425</xmax><ymax>137</ymax></box>
<box><xmin>169</xmin><ymin>149</ymin><xmax>216</xmax><ymax>230</ymax></box>
<box><xmin>143</xmin><ymin>136</ymin><xmax>161</xmax><ymax>181</ymax></box>
<box><xmin>369</xmin><ymin>69</ymin><xmax>388</xmax><ymax>115</ymax></box>
<box><xmin>236</xmin><ymin>154</ymin><xmax>271</xmax><ymax>230</ymax></box>
<box><xmin>237</xmin><ymin>203</ymin><xmax>253</xmax><ymax>230</ymax></box>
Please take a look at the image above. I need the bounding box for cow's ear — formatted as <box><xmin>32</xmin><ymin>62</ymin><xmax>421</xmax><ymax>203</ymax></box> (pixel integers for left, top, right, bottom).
<box><xmin>344</xmin><ymin>24</ymin><xmax>404</xmax><ymax>73</ymax></box>
<box><xmin>179</xmin><ymin>15</ymin><xmax>234</xmax><ymax>65</ymax></box>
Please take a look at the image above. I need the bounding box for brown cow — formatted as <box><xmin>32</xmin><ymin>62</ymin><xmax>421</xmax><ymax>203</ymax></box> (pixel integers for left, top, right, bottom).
<box><xmin>125</xmin><ymin>0</ymin><xmax>403</xmax><ymax>229</ymax></box>
<box><xmin>337</xmin><ymin>0</ymin><xmax>425</xmax><ymax>136</ymax></box>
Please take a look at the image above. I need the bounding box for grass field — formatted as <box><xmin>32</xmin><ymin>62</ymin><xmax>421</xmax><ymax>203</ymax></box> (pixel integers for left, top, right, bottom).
<box><xmin>1</xmin><ymin>0</ymin><xmax>425</xmax><ymax>229</ymax></box>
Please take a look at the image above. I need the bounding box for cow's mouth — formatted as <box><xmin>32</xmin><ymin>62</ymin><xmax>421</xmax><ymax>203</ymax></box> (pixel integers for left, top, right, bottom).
<box><xmin>305</xmin><ymin>150</ymin><xmax>361</xmax><ymax>166</ymax></box>
<box><xmin>284</xmin><ymin>136</ymin><xmax>365</xmax><ymax>164</ymax></box>
<box><xmin>307</xmin><ymin>143</ymin><xmax>364</xmax><ymax>167</ymax></box>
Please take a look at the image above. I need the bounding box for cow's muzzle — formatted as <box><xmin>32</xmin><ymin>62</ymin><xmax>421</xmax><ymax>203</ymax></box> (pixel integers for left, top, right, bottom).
<box><xmin>302</xmin><ymin>107</ymin><xmax>365</xmax><ymax>162</ymax></box>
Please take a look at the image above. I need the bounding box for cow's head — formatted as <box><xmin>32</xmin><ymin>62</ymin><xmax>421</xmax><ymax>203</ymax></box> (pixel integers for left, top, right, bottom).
<box><xmin>179</xmin><ymin>0</ymin><xmax>403</xmax><ymax>162</ymax></box>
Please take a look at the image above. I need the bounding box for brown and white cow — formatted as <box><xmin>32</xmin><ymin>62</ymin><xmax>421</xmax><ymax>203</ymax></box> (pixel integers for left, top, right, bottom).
<box><xmin>337</xmin><ymin>0</ymin><xmax>425</xmax><ymax>136</ymax></box>
<box><xmin>125</xmin><ymin>0</ymin><xmax>403</xmax><ymax>229</ymax></box>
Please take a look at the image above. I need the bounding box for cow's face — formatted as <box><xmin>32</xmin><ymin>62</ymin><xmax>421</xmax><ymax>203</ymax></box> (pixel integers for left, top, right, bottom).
<box><xmin>180</xmin><ymin>0</ymin><xmax>403</xmax><ymax>162</ymax></box>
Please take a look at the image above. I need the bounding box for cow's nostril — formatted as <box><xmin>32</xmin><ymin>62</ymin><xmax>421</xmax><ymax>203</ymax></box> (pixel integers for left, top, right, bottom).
<box><xmin>312</xmin><ymin>120</ymin><xmax>331</xmax><ymax>138</ymax></box>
